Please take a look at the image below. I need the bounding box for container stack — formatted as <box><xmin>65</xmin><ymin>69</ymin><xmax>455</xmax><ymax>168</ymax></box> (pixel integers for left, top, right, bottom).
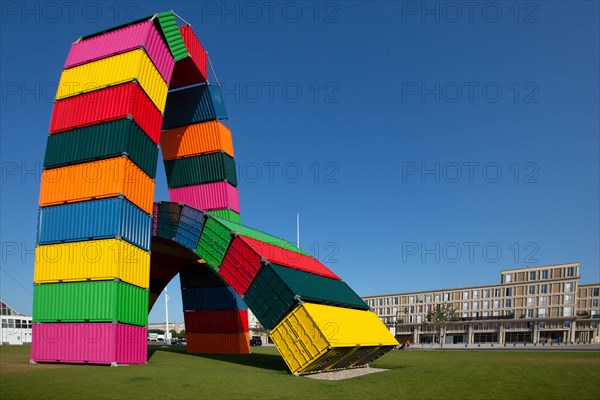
<box><xmin>32</xmin><ymin>14</ymin><xmax>180</xmax><ymax>365</ymax></box>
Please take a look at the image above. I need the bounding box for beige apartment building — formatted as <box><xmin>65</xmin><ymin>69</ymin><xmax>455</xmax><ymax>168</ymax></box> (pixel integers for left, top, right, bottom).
<box><xmin>363</xmin><ymin>263</ymin><xmax>600</xmax><ymax>345</ymax></box>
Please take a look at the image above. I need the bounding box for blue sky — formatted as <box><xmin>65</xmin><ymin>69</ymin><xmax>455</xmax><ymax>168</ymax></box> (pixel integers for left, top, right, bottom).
<box><xmin>1</xmin><ymin>1</ymin><xmax>598</xmax><ymax>323</ymax></box>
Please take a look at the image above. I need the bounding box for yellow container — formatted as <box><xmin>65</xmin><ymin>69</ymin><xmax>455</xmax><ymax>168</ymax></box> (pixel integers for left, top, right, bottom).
<box><xmin>39</xmin><ymin>156</ymin><xmax>155</xmax><ymax>215</ymax></box>
<box><xmin>160</xmin><ymin>121</ymin><xmax>235</xmax><ymax>160</ymax></box>
<box><xmin>56</xmin><ymin>49</ymin><xmax>168</xmax><ymax>112</ymax></box>
<box><xmin>34</xmin><ymin>239</ymin><xmax>150</xmax><ymax>289</ymax></box>
<box><xmin>270</xmin><ymin>303</ymin><xmax>398</xmax><ymax>375</ymax></box>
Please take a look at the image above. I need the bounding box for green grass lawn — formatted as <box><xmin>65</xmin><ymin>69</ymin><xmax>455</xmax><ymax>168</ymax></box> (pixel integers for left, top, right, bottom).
<box><xmin>1</xmin><ymin>345</ymin><xmax>599</xmax><ymax>399</ymax></box>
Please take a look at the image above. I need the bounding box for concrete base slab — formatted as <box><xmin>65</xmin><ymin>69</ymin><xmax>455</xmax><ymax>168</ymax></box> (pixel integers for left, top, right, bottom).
<box><xmin>304</xmin><ymin>367</ymin><xmax>390</xmax><ymax>381</ymax></box>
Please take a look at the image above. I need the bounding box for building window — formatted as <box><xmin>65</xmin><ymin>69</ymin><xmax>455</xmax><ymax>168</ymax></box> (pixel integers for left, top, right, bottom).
<box><xmin>528</xmin><ymin>286</ymin><xmax>535</xmax><ymax>295</ymax></box>
<box><xmin>444</xmin><ymin>293</ymin><xmax>450</xmax><ymax>301</ymax></box>
<box><xmin>564</xmin><ymin>294</ymin><xmax>572</xmax><ymax>305</ymax></box>
<box><xmin>505</xmin><ymin>299</ymin><xmax>512</xmax><ymax>308</ymax></box>
<box><xmin>539</xmin><ymin>321</ymin><xmax>546</xmax><ymax>328</ymax></box>
<box><xmin>527</xmin><ymin>309</ymin><xmax>534</xmax><ymax>318</ymax></box>
<box><xmin>462</xmin><ymin>313</ymin><xmax>468</xmax><ymax>318</ymax></box>
<box><xmin>473</xmin><ymin>290</ymin><xmax>480</xmax><ymax>299</ymax></box>
<box><xmin>463</xmin><ymin>292</ymin><xmax>470</xmax><ymax>300</ymax></box>
<box><xmin>527</xmin><ymin>297</ymin><xmax>535</xmax><ymax>306</ymax></box>
<box><xmin>495</xmin><ymin>289</ymin><xmax>501</xmax><ymax>297</ymax></box>
<box><xmin>418</xmin><ymin>305</ymin><xmax>423</xmax><ymax>313</ymax></box>
<box><xmin>566</xmin><ymin>267</ymin><xmax>575</xmax><ymax>277</ymax></box>
<box><xmin>592</xmin><ymin>299</ymin><xmax>599</xmax><ymax>308</ymax></box>
<box><xmin>386</xmin><ymin>298</ymin><xmax>390</xmax><ymax>306</ymax></box>
<box><xmin>463</xmin><ymin>302</ymin><xmax>469</xmax><ymax>310</ymax></box>
<box><xmin>565</xmin><ymin>283</ymin><xmax>573</xmax><ymax>292</ymax></box>
<box><xmin>529</xmin><ymin>271</ymin><xmax>536</xmax><ymax>280</ymax></box>
<box><xmin>504</xmin><ymin>322</ymin><xmax>511</xmax><ymax>329</ymax></box>
<box><xmin>542</xmin><ymin>270</ymin><xmax>549</xmax><ymax>279</ymax></box>
<box><xmin>426</xmin><ymin>304</ymin><xmax>432</xmax><ymax>312</ymax></box>
<box><xmin>563</xmin><ymin>321</ymin><xmax>571</xmax><ymax>328</ymax></box>
<box><xmin>483</xmin><ymin>301</ymin><xmax>490</xmax><ymax>310</ymax></box>
<box><xmin>493</xmin><ymin>311</ymin><xmax>499</xmax><ymax>317</ymax></box>
<box><xmin>425</xmin><ymin>295</ymin><xmax>431</xmax><ymax>303</ymax></box>
<box><xmin>1</xmin><ymin>318</ymin><xmax>6</xmax><ymax>328</ymax></box>
<box><xmin>8</xmin><ymin>319</ymin><xmax>15</xmax><ymax>328</ymax></box>
<box><xmin>493</xmin><ymin>300</ymin><xmax>500</xmax><ymax>309</ymax></box>
<box><xmin>379</xmin><ymin>299</ymin><xmax>383</xmax><ymax>306</ymax></box>
<box><xmin>386</xmin><ymin>307</ymin><xmax>391</xmax><ymax>315</ymax></box>
<box><xmin>473</xmin><ymin>302</ymin><xmax>479</xmax><ymax>310</ymax></box>
<box><xmin>483</xmin><ymin>311</ymin><xmax>489</xmax><ymax>317</ymax></box>
<box><xmin>417</xmin><ymin>315</ymin><xmax>422</xmax><ymax>323</ymax></box>
<box><xmin>593</xmin><ymin>288</ymin><xmax>600</xmax><ymax>297</ymax></box>
<box><xmin>410</xmin><ymin>306</ymin><xmax>415</xmax><ymax>314</ymax></box>
<box><xmin>538</xmin><ymin>308</ymin><xmax>546</xmax><ymax>317</ymax></box>
<box><xmin>409</xmin><ymin>296</ymin><xmax>414</xmax><ymax>304</ymax></box>
<box><xmin>473</xmin><ymin>324</ymin><xmax>479</xmax><ymax>331</ymax></box>
<box><xmin>563</xmin><ymin>307</ymin><xmax>572</xmax><ymax>317</ymax></box>
<box><xmin>435</xmin><ymin>294</ymin><xmax>440</xmax><ymax>302</ymax></box>
<box><xmin>394</xmin><ymin>297</ymin><xmax>399</xmax><ymax>305</ymax></box>
<box><xmin>505</xmin><ymin>288</ymin><xmax>512</xmax><ymax>297</ymax></box>
<box><xmin>505</xmin><ymin>274</ymin><xmax>513</xmax><ymax>283</ymax></box>
<box><xmin>540</xmin><ymin>284</ymin><xmax>548</xmax><ymax>294</ymax></box>
<box><xmin>484</xmin><ymin>289</ymin><xmax>490</xmax><ymax>298</ymax></box>
<box><xmin>417</xmin><ymin>295</ymin><xmax>424</xmax><ymax>303</ymax></box>
<box><xmin>539</xmin><ymin>296</ymin><xmax>547</xmax><ymax>306</ymax></box>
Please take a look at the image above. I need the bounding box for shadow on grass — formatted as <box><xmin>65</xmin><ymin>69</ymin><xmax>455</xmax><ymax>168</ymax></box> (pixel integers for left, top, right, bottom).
<box><xmin>147</xmin><ymin>345</ymin><xmax>287</xmax><ymax>372</ymax></box>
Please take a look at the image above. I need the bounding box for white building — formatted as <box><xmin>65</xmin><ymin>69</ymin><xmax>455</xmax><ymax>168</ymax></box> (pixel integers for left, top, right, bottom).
<box><xmin>1</xmin><ymin>300</ymin><xmax>32</xmax><ymax>345</ymax></box>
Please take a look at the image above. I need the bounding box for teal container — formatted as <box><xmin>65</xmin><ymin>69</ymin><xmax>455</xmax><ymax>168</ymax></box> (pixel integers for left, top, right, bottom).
<box><xmin>43</xmin><ymin>118</ymin><xmax>158</xmax><ymax>178</ymax></box>
<box><xmin>155</xmin><ymin>202</ymin><xmax>182</xmax><ymax>240</ymax></box>
<box><xmin>164</xmin><ymin>152</ymin><xmax>237</xmax><ymax>188</ymax></box>
<box><xmin>244</xmin><ymin>264</ymin><xmax>369</xmax><ymax>330</ymax></box>
<box><xmin>33</xmin><ymin>281</ymin><xmax>148</xmax><ymax>326</ymax></box>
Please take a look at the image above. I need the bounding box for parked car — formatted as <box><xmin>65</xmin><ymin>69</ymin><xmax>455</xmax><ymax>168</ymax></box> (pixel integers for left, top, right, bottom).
<box><xmin>250</xmin><ymin>337</ymin><xmax>262</xmax><ymax>346</ymax></box>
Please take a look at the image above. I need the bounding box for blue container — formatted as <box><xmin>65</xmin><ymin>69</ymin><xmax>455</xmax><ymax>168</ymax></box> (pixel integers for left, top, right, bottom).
<box><xmin>162</xmin><ymin>84</ymin><xmax>227</xmax><ymax>130</ymax></box>
<box><xmin>181</xmin><ymin>286</ymin><xmax>247</xmax><ymax>311</ymax></box>
<box><xmin>37</xmin><ymin>197</ymin><xmax>151</xmax><ymax>251</ymax></box>
<box><xmin>175</xmin><ymin>205</ymin><xmax>205</xmax><ymax>250</ymax></box>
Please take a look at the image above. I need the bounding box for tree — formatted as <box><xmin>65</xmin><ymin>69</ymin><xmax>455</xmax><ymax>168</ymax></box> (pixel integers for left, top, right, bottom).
<box><xmin>148</xmin><ymin>329</ymin><xmax>164</xmax><ymax>334</ymax></box>
<box><xmin>425</xmin><ymin>303</ymin><xmax>458</xmax><ymax>348</ymax></box>
<box><xmin>177</xmin><ymin>330</ymin><xmax>186</xmax><ymax>339</ymax></box>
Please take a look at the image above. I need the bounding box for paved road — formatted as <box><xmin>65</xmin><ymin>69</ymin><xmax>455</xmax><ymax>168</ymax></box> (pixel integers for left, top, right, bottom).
<box><xmin>403</xmin><ymin>343</ymin><xmax>600</xmax><ymax>351</ymax></box>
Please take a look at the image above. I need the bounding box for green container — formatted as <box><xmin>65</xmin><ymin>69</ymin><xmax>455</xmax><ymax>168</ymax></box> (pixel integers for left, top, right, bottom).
<box><xmin>208</xmin><ymin>209</ymin><xmax>241</xmax><ymax>223</ymax></box>
<box><xmin>164</xmin><ymin>152</ymin><xmax>237</xmax><ymax>188</ymax></box>
<box><xmin>244</xmin><ymin>264</ymin><xmax>369</xmax><ymax>330</ymax></box>
<box><xmin>44</xmin><ymin>118</ymin><xmax>158</xmax><ymax>178</ymax></box>
<box><xmin>33</xmin><ymin>281</ymin><xmax>148</xmax><ymax>326</ymax></box>
<box><xmin>157</xmin><ymin>11</ymin><xmax>189</xmax><ymax>61</ymax></box>
<box><xmin>155</xmin><ymin>202</ymin><xmax>181</xmax><ymax>240</ymax></box>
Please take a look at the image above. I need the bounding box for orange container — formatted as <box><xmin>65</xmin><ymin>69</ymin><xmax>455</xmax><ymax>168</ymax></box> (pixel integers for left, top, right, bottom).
<box><xmin>186</xmin><ymin>332</ymin><xmax>250</xmax><ymax>354</ymax></box>
<box><xmin>39</xmin><ymin>156</ymin><xmax>154</xmax><ymax>214</ymax></box>
<box><xmin>160</xmin><ymin>121</ymin><xmax>234</xmax><ymax>160</ymax></box>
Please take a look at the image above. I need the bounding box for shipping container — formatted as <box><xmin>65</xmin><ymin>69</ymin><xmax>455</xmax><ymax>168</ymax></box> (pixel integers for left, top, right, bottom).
<box><xmin>195</xmin><ymin>216</ymin><xmax>234</xmax><ymax>270</ymax></box>
<box><xmin>169</xmin><ymin>25</ymin><xmax>208</xmax><ymax>89</ymax></box>
<box><xmin>34</xmin><ymin>239</ymin><xmax>150</xmax><ymax>289</ymax></box>
<box><xmin>179</xmin><ymin>263</ymin><xmax>227</xmax><ymax>288</ymax></box>
<box><xmin>65</xmin><ymin>19</ymin><xmax>174</xmax><ymax>82</ymax></box>
<box><xmin>186</xmin><ymin>332</ymin><xmax>250</xmax><ymax>354</ymax></box>
<box><xmin>39</xmin><ymin>156</ymin><xmax>155</xmax><ymax>215</ymax></box>
<box><xmin>162</xmin><ymin>84</ymin><xmax>227</xmax><ymax>130</ymax></box>
<box><xmin>31</xmin><ymin>322</ymin><xmax>147</xmax><ymax>365</ymax></box>
<box><xmin>50</xmin><ymin>82</ymin><xmax>163</xmax><ymax>144</ymax></box>
<box><xmin>37</xmin><ymin>197</ymin><xmax>152</xmax><ymax>251</ymax></box>
<box><xmin>244</xmin><ymin>263</ymin><xmax>369</xmax><ymax>330</ymax></box>
<box><xmin>164</xmin><ymin>152</ymin><xmax>237</xmax><ymax>188</ymax></box>
<box><xmin>161</xmin><ymin>121</ymin><xmax>234</xmax><ymax>160</ymax></box>
<box><xmin>176</xmin><ymin>205</ymin><xmax>205</xmax><ymax>250</ymax></box>
<box><xmin>184</xmin><ymin>310</ymin><xmax>248</xmax><ymax>333</ymax></box>
<box><xmin>270</xmin><ymin>303</ymin><xmax>398</xmax><ymax>375</ymax></box>
<box><xmin>44</xmin><ymin>118</ymin><xmax>158</xmax><ymax>178</ymax></box>
<box><xmin>33</xmin><ymin>281</ymin><xmax>148</xmax><ymax>326</ymax></box>
<box><xmin>181</xmin><ymin>286</ymin><xmax>247</xmax><ymax>311</ymax></box>
<box><xmin>156</xmin><ymin>11</ymin><xmax>189</xmax><ymax>61</ymax></box>
<box><xmin>57</xmin><ymin>49</ymin><xmax>168</xmax><ymax>112</ymax></box>
<box><xmin>219</xmin><ymin>235</ymin><xmax>339</xmax><ymax>296</ymax></box>
<box><xmin>207</xmin><ymin>208</ymin><xmax>240</xmax><ymax>223</ymax></box>
<box><xmin>169</xmin><ymin>182</ymin><xmax>240</xmax><ymax>213</ymax></box>
<box><xmin>154</xmin><ymin>202</ymin><xmax>181</xmax><ymax>240</ymax></box>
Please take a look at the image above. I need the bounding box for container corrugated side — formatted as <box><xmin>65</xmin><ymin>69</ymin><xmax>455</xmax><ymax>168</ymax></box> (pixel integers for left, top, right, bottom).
<box><xmin>244</xmin><ymin>263</ymin><xmax>369</xmax><ymax>330</ymax></box>
<box><xmin>50</xmin><ymin>82</ymin><xmax>163</xmax><ymax>144</ymax></box>
<box><xmin>242</xmin><ymin>236</ymin><xmax>340</xmax><ymax>280</ymax></box>
<box><xmin>154</xmin><ymin>202</ymin><xmax>181</xmax><ymax>240</ymax></box>
<box><xmin>181</xmin><ymin>286</ymin><xmax>247</xmax><ymax>311</ymax></box>
<box><xmin>34</xmin><ymin>239</ymin><xmax>150</xmax><ymax>289</ymax></box>
<box><xmin>33</xmin><ymin>281</ymin><xmax>148</xmax><ymax>326</ymax></box>
<box><xmin>184</xmin><ymin>310</ymin><xmax>248</xmax><ymax>333</ymax></box>
<box><xmin>39</xmin><ymin>156</ymin><xmax>155</xmax><ymax>215</ymax></box>
<box><xmin>186</xmin><ymin>332</ymin><xmax>250</xmax><ymax>354</ymax></box>
<box><xmin>37</xmin><ymin>197</ymin><xmax>151</xmax><ymax>251</ymax></box>
<box><xmin>168</xmin><ymin>182</ymin><xmax>240</xmax><ymax>213</ymax></box>
<box><xmin>176</xmin><ymin>205</ymin><xmax>205</xmax><ymax>250</ymax></box>
<box><xmin>162</xmin><ymin>84</ymin><xmax>227</xmax><ymax>130</ymax></box>
<box><xmin>169</xmin><ymin>25</ymin><xmax>208</xmax><ymax>89</ymax></box>
<box><xmin>161</xmin><ymin>121</ymin><xmax>234</xmax><ymax>160</ymax></box>
<box><xmin>31</xmin><ymin>322</ymin><xmax>147</xmax><ymax>364</ymax></box>
<box><xmin>156</xmin><ymin>11</ymin><xmax>189</xmax><ymax>61</ymax></box>
<box><xmin>208</xmin><ymin>208</ymin><xmax>240</xmax><ymax>223</ymax></box>
<box><xmin>218</xmin><ymin>235</ymin><xmax>263</xmax><ymax>295</ymax></box>
<box><xmin>65</xmin><ymin>19</ymin><xmax>174</xmax><ymax>82</ymax></box>
<box><xmin>44</xmin><ymin>118</ymin><xmax>158</xmax><ymax>178</ymax></box>
<box><xmin>179</xmin><ymin>263</ymin><xmax>227</xmax><ymax>289</ymax></box>
<box><xmin>270</xmin><ymin>303</ymin><xmax>398</xmax><ymax>374</ymax></box>
<box><xmin>195</xmin><ymin>217</ymin><xmax>234</xmax><ymax>270</ymax></box>
<box><xmin>164</xmin><ymin>152</ymin><xmax>237</xmax><ymax>188</ymax></box>
<box><xmin>57</xmin><ymin>49</ymin><xmax>168</xmax><ymax>112</ymax></box>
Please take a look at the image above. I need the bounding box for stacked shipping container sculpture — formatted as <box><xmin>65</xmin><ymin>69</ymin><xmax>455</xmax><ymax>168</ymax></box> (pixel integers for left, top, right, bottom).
<box><xmin>32</xmin><ymin>11</ymin><xmax>397</xmax><ymax>374</ymax></box>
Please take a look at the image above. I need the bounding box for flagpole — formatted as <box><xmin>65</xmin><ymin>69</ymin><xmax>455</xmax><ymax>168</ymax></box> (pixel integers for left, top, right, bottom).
<box><xmin>296</xmin><ymin>213</ymin><xmax>300</xmax><ymax>248</ymax></box>
<box><xmin>164</xmin><ymin>287</ymin><xmax>170</xmax><ymax>345</ymax></box>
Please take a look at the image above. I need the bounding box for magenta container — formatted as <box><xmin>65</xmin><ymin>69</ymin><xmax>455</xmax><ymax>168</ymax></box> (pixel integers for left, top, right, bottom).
<box><xmin>169</xmin><ymin>182</ymin><xmax>240</xmax><ymax>213</ymax></box>
<box><xmin>31</xmin><ymin>323</ymin><xmax>147</xmax><ymax>365</ymax></box>
<box><xmin>65</xmin><ymin>20</ymin><xmax>175</xmax><ymax>83</ymax></box>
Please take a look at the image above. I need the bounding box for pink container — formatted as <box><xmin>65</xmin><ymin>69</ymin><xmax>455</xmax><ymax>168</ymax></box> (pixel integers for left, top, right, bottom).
<box><xmin>169</xmin><ymin>182</ymin><xmax>240</xmax><ymax>213</ymax></box>
<box><xmin>65</xmin><ymin>20</ymin><xmax>175</xmax><ymax>83</ymax></box>
<box><xmin>31</xmin><ymin>323</ymin><xmax>147</xmax><ymax>365</ymax></box>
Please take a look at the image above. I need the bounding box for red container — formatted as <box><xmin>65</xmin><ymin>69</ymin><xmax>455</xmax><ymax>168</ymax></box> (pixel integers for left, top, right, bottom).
<box><xmin>184</xmin><ymin>310</ymin><xmax>248</xmax><ymax>333</ymax></box>
<box><xmin>186</xmin><ymin>332</ymin><xmax>250</xmax><ymax>354</ymax></box>
<box><xmin>168</xmin><ymin>182</ymin><xmax>240</xmax><ymax>213</ymax></box>
<box><xmin>170</xmin><ymin>26</ymin><xmax>208</xmax><ymax>89</ymax></box>
<box><xmin>49</xmin><ymin>82</ymin><xmax>163</xmax><ymax>144</ymax></box>
<box><xmin>31</xmin><ymin>323</ymin><xmax>147</xmax><ymax>365</ymax></box>
<box><xmin>219</xmin><ymin>235</ymin><xmax>340</xmax><ymax>295</ymax></box>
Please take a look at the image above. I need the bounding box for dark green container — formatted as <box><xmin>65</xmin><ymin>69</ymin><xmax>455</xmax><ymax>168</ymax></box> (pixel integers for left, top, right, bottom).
<box><xmin>32</xmin><ymin>281</ymin><xmax>148</xmax><ymax>326</ymax></box>
<box><xmin>164</xmin><ymin>152</ymin><xmax>237</xmax><ymax>188</ymax></box>
<box><xmin>244</xmin><ymin>263</ymin><xmax>369</xmax><ymax>330</ymax></box>
<box><xmin>208</xmin><ymin>209</ymin><xmax>241</xmax><ymax>223</ymax></box>
<box><xmin>155</xmin><ymin>202</ymin><xmax>181</xmax><ymax>240</ymax></box>
<box><xmin>44</xmin><ymin>118</ymin><xmax>158</xmax><ymax>178</ymax></box>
